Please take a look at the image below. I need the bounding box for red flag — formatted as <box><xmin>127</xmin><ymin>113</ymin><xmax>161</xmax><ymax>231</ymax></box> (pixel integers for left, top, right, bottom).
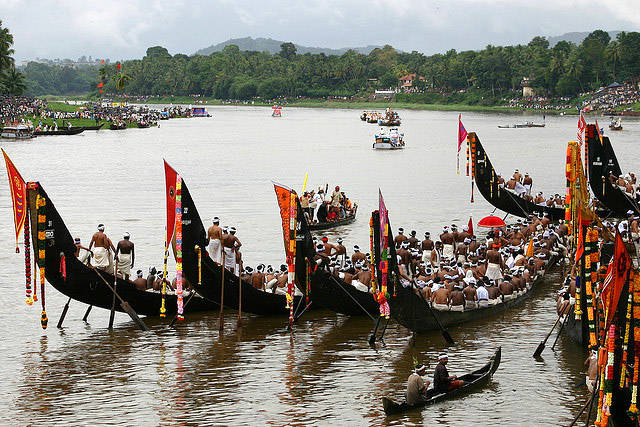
<box><xmin>116</xmin><ymin>62</ymin><xmax>121</xmax><ymax>70</ymax></box>
<box><xmin>163</xmin><ymin>160</ymin><xmax>178</xmax><ymax>249</ymax></box>
<box><xmin>457</xmin><ymin>114</ymin><xmax>468</xmax><ymax>173</ymax></box>
<box><xmin>577</xmin><ymin>110</ymin><xmax>586</xmax><ymax>147</ymax></box>
<box><xmin>467</xmin><ymin>217</ymin><xmax>473</xmax><ymax>236</ymax></box>
<box><xmin>97</xmin><ymin>82</ymin><xmax>104</xmax><ymax>88</ymax></box>
<box><xmin>602</xmin><ymin>232</ymin><xmax>631</xmax><ymax>329</ymax></box>
<box><xmin>574</xmin><ymin>222</ymin><xmax>584</xmax><ymax>263</ymax></box>
<box><xmin>99</xmin><ymin>90</ymin><xmax>103</xmax><ymax>94</ymax></box>
<box><xmin>101</xmin><ymin>59</ymin><xmax>105</xmax><ymax>64</ymax></box>
<box><xmin>273</xmin><ymin>183</ymin><xmax>296</xmax><ymax>256</ymax></box>
<box><xmin>595</xmin><ymin>119</ymin><xmax>603</xmax><ymax>143</ymax></box>
<box><xmin>2</xmin><ymin>149</ymin><xmax>27</xmax><ymax>252</ymax></box>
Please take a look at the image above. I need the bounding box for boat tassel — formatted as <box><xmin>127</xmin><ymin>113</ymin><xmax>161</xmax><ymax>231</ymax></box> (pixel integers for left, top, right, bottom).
<box><xmin>24</xmin><ymin>204</ymin><xmax>33</xmax><ymax>305</ymax></box>
<box><xmin>465</xmin><ymin>141</ymin><xmax>469</xmax><ymax>177</ymax></box>
<box><xmin>36</xmin><ymin>195</ymin><xmax>47</xmax><ymax>329</ymax></box>
<box><xmin>619</xmin><ymin>270</ymin><xmax>634</xmax><ymax>388</ymax></box>
<box><xmin>286</xmin><ymin>191</ymin><xmax>297</xmax><ymax>329</ymax></box>
<box><xmin>175</xmin><ymin>175</ymin><xmax>184</xmax><ymax>322</ymax></box>
<box><xmin>628</xmin><ymin>273</ymin><xmax>640</xmax><ymax>418</ymax></box>
<box><xmin>305</xmin><ymin>259</ymin><xmax>310</xmax><ymax>304</ymax></box>
<box><xmin>196</xmin><ymin>245</ymin><xmax>202</xmax><ymax>287</ymax></box>
<box><xmin>59</xmin><ymin>252</ymin><xmax>66</xmax><ymax>281</ymax></box>
<box><xmin>602</xmin><ymin>176</ymin><xmax>605</xmax><ymax>197</ymax></box>
<box><xmin>597</xmin><ymin>325</ymin><xmax>617</xmax><ymax>426</ymax></box>
<box><xmin>369</xmin><ymin>215</ymin><xmax>377</xmax><ymax>295</ymax></box>
<box><xmin>160</xmin><ymin>228</ymin><xmax>168</xmax><ymax>317</ymax></box>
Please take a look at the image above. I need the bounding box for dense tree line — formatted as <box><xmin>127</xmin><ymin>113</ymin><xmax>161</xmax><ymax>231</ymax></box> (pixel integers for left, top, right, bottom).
<box><xmin>20</xmin><ymin>30</ymin><xmax>640</xmax><ymax>101</ymax></box>
<box><xmin>0</xmin><ymin>20</ymin><xmax>26</xmax><ymax>95</ymax></box>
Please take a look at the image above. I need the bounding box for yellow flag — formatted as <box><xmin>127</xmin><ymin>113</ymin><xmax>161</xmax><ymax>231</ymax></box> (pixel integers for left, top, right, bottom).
<box><xmin>526</xmin><ymin>238</ymin><xmax>534</xmax><ymax>259</ymax></box>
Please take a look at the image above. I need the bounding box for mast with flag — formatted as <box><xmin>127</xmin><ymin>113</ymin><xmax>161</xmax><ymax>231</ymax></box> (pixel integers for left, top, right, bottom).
<box><xmin>457</xmin><ymin>114</ymin><xmax>468</xmax><ymax>174</ymax></box>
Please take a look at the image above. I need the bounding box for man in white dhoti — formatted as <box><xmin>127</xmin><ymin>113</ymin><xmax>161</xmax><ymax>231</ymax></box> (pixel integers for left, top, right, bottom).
<box><xmin>485</xmin><ymin>244</ymin><xmax>504</xmax><ymax>285</ymax></box>
<box><xmin>207</xmin><ymin>217</ymin><xmax>223</xmax><ymax>264</ymax></box>
<box><xmin>89</xmin><ymin>224</ymin><xmax>115</xmax><ymax>271</ymax></box>
<box><xmin>222</xmin><ymin>226</ymin><xmax>242</xmax><ymax>274</ymax></box>
<box><xmin>74</xmin><ymin>237</ymin><xmax>93</xmax><ymax>265</ymax></box>
<box><xmin>115</xmin><ymin>232</ymin><xmax>135</xmax><ymax>280</ymax></box>
<box><xmin>440</xmin><ymin>226</ymin><xmax>455</xmax><ymax>260</ymax></box>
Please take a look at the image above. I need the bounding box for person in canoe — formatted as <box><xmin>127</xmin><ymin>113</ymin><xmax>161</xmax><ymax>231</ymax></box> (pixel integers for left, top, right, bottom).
<box><xmin>89</xmin><ymin>224</ymin><xmax>116</xmax><ymax>271</ymax></box>
<box><xmin>406</xmin><ymin>364</ymin><xmax>431</xmax><ymax>406</ymax></box>
<box><xmin>434</xmin><ymin>354</ymin><xmax>464</xmax><ymax>393</ymax></box>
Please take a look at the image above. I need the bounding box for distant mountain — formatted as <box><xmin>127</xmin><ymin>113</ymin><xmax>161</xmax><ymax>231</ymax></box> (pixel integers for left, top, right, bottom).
<box><xmin>194</xmin><ymin>37</ymin><xmax>383</xmax><ymax>56</ymax></box>
<box><xmin>547</xmin><ymin>30</ymin><xmax>622</xmax><ymax>46</ymax></box>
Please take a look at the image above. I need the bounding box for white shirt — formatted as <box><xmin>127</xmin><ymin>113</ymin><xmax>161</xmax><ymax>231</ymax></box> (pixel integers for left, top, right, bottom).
<box><xmin>477</xmin><ymin>286</ymin><xmax>489</xmax><ymax>300</ymax></box>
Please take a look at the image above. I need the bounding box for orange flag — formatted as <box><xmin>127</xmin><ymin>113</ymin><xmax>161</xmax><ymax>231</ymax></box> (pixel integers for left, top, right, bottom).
<box><xmin>2</xmin><ymin>149</ymin><xmax>27</xmax><ymax>252</ymax></box>
<box><xmin>97</xmin><ymin>82</ymin><xmax>104</xmax><ymax>88</ymax></box>
<box><xmin>526</xmin><ymin>238</ymin><xmax>534</xmax><ymax>258</ymax></box>
<box><xmin>273</xmin><ymin>183</ymin><xmax>296</xmax><ymax>256</ymax></box>
<box><xmin>116</xmin><ymin>62</ymin><xmax>121</xmax><ymax>70</ymax></box>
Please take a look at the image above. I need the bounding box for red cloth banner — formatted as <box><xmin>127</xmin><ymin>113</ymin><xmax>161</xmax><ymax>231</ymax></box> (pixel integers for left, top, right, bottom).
<box><xmin>602</xmin><ymin>232</ymin><xmax>631</xmax><ymax>329</ymax></box>
<box><xmin>163</xmin><ymin>160</ymin><xmax>178</xmax><ymax>249</ymax></box>
<box><xmin>273</xmin><ymin>183</ymin><xmax>296</xmax><ymax>256</ymax></box>
<box><xmin>2</xmin><ymin>149</ymin><xmax>27</xmax><ymax>251</ymax></box>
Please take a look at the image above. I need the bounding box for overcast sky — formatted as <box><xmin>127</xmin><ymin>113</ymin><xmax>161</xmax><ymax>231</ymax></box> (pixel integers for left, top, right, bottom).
<box><xmin>2</xmin><ymin>0</ymin><xmax>640</xmax><ymax>61</ymax></box>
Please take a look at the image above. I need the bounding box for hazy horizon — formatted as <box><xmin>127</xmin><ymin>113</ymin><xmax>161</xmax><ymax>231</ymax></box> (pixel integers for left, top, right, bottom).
<box><xmin>2</xmin><ymin>0</ymin><xmax>640</xmax><ymax>61</ymax></box>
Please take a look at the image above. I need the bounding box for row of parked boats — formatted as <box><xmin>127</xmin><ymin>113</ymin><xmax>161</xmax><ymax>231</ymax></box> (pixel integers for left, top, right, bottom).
<box><xmin>0</xmin><ymin>122</ymin><xmax>155</xmax><ymax>139</ymax></box>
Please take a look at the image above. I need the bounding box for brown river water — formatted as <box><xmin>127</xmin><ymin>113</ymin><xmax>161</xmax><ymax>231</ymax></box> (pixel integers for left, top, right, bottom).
<box><xmin>1</xmin><ymin>107</ymin><xmax>638</xmax><ymax>425</ymax></box>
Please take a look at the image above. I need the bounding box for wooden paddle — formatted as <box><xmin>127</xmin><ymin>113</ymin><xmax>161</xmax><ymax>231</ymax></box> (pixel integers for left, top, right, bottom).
<box><xmin>413</xmin><ymin>280</ymin><xmax>455</xmax><ymax>345</ymax></box>
<box><xmin>533</xmin><ymin>302</ymin><xmax>570</xmax><ymax>358</ymax></box>
<box><xmin>551</xmin><ymin>304</ymin><xmax>574</xmax><ymax>350</ymax></box>
<box><xmin>82</xmin><ymin>305</ymin><xmax>92</xmax><ymax>321</ymax></box>
<box><xmin>56</xmin><ymin>297</ymin><xmax>71</xmax><ymax>328</ymax></box>
<box><xmin>94</xmin><ymin>269</ymin><xmax>149</xmax><ymax>331</ymax></box>
<box><xmin>237</xmin><ymin>248</ymin><xmax>242</xmax><ymax>328</ymax></box>
<box><xmin>368</xmin><ymin>316</ymin><xmax>382</xmax><ymax>345</ymax></box>
<box><xmin>219</xmin><ymin>251</ymin><xmax>225</xmax><ymax>332</ymax></box>
<box><xmin>108</xmin><ymin>260</ymin><xmax>117</xmax><ymax>329</ymax></box>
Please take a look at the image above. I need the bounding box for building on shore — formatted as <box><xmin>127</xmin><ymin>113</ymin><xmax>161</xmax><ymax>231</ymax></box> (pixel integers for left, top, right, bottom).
<box><xmin>521</xmin><ymin>77</ymin><xmax>535</xmax><ymax>97</ymax></box>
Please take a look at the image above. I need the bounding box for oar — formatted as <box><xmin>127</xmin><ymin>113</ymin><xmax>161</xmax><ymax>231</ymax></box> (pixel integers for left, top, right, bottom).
<box><xmin>378</xmin><ymin>316</ymin><xmax>392</xmax><ymax>342</ymax></box>
<box><xmin>237</xmin><ymin>249</ymin><xmax>242</xmax><ymax>328</ymax></box>
<box><xmin>551</xmin><ymin>304</ymin><xmax>574</xmax><ymax>350</ymax></box>
<box><xmin>57</xmin><ymin>297</ymin><xmax>71</xmax><ymax>328</ymax></box>
<box><xmin>82</xmin><ymin>305</ymin><xmax>92</xmax><ymax>322</ymax></box>
<box><xmin>94</xmin><ymin>269</ymin><xmax>149</xmax><ymax>331</ymax></box>
<box><xmin>108</xmin><ymin>260</ymin><xmax>117</xmax><ymax>329</ymax></box>
<box><xmin>219</xmin><ymin>251</ymin><xmax>226</xmax><ymax>332</ymax></box>
<box><xmin>533</xmin><ymin>303</ymin><xmax>569</xmax><ymax>358</ymax></box>
<box><xmin>412</xmin><ymin>281</ymin><xmax>455</xmax><ymax>345</ymax></box>
<box><xmin>328</xmin><ymin>275</ymin><xmax>376</xmax><ymax>321</ymax></box>
<box><xmin>368</xmin><ymin>316</ymin><xmax>382</xmax><ymax>345</ymax></box>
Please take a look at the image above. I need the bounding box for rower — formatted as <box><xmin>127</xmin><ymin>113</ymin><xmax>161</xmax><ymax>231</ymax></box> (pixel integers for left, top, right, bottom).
<box><xmin>222</xmin><ymin>226</ymin><xmax>242</xmax><ymax>274</ymax></box>
<box><xmin>207</xmin><ymin>217</ymin><xmax>223</xmax><ymax>264</ymax></box>
<box><xmin>251</xmin><ymin>264</ymin><xmax>266</xmax><ymax>291</ymax></box>
<box><xmin>351</xmin><ymin>245</ymin><xmax>366</xmax><ymax>264</ymax></box>
<box><xmin>449</xmin><ymin>284</ymin><xmax>465</xmax><ymax>311</ymax></box>
<box><xmin>74</xmin><ymin>237</ymin><xmax>93</xmax><ymax>265</ymax></box>
<box><xmin>440</xmin><ymin>226</ymin><xmax>454</xmax><ymax>261</ymax></box>
<box><xmin>485</xmin><ymin>240</ymin><xmax>504</xmax><ymax>285</ymax></box>
<box><xmin>406</xmin><ymin>364</ymin><xmax>431</xmax><ymax>406</ymax></box>
<box><xmin>132</xmin><ymin>270</ymin><xmax>146</xmax><ymax>290</ymax></box>
<box><xmin>321</xmin><ymin>236</ymin><xmax>337</xmax><ymax>257</ymax></box>
<box><xmin>88</xmin><ymin>223</ymin><xmax>115</xmax><ymax>271</ymax></box>
<box><xmin>335</xmin><ymin>238</ymin><xmax>347</xmax><ymax>267</ymax></box>
<box><xmin>394</xmin><ymin>228</ymin><xmax>408</xmax><ymax>246</ymax></box>
<box><xmin>407</xmin><ymin>230</ymin><xmax>419</xmax><ymax>248</ymax></box>
<box><xmin>147</xmin><ymin>266</ymin><xmax>158</xmax><ymax>290</ymax></box>
<box><xmin>476</xmin><ymin>280</ymin><xmax>489</xmax><ymax>307</ymax></box>
<box><xmin>433</xmin><ymin>354</ymin><xmax>464</xmax><ymax>393</ymax></box>
<box><xmin>431</xmin><ymin>282</ymin><xmax>450</xmax><ymax>311</ymax></box>
<box><xmin>421</xmin><ymin>232</ymin><xmax>434</xmax><ymax>263</ymax></box>
<box><xmin>115</xmin><ymin>232</ymin><xmax>135</xmax><ymax>281</ymax></box>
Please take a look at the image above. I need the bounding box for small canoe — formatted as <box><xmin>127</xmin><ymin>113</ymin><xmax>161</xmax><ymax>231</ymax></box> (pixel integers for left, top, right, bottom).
<box><xmin>34</xmin><ymin>128</ymin><xmax>84</xmax><ymax>136</ymax></box>
<box><xmin>137</xmin><ymin>122</ymin><xmax>151</xmax><ymax>128</ymax></box>
<box><xmin>382</xmin><ymin>347</ymin><xmax>501</xmax><ymax>415</ymax></box>
<box><xmin>109</xmin><ymin>123</ymin><xmax>127</xmax><ymax>130</ymax></box>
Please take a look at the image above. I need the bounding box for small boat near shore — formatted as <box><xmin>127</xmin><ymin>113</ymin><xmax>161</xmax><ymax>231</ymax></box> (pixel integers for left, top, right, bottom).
<box><xmin>77</xmin><ymin>124</ymin><xmax>104</xmax><ymax>131</ymax></box>
<box><xmin>498</xmin><ymin>122</ymin><xmax>545</xmax><ymax>128</ymax></box>
<box><xmin>382</xmin><ymin>348</ymin><xmax>501</xmax><ymax>415</ymax></box>
<box><xmin>609</xmin><ymin>117</ymin><xmax>623</xmax><ymax>131</ymax></box>
<box><xmin>34</xmin><ymin>128</ymin><xmax>84</xmax><ymax>136</ymax></box>
<box><xmin>1</xmin><ymin>124</ymin><xmax>34</xmax><ymax>139</ymax></box>
<box><xmin>109</xmin><ymin>122</ymin><xmax>127</xmax><ymax>130</ymax></box>
<box><xmin>373</xmin><ymin>128</ymin><xmax>405</xmax><ymax>150</ymax></box>
<box><xmin>307</xmin><ymin>208</ymin><xmax>357</xmax><ymax>231</ymax></box>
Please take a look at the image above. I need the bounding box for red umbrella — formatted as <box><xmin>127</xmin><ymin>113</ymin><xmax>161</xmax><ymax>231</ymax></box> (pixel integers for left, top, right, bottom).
<box><xmin>477</xmin><ymin>215</ymin><xmax>506</xmax><ymax>228</ymax></box>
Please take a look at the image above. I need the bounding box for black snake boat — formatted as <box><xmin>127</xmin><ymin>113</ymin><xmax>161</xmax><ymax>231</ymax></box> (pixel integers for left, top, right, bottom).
<box><xmin>27</xmin><ymin>182</ymin><xmax>217</xmax><ymax>318</ymax></box>
<box><xmin>382</xmin><ymin>347</ymin><xmax>501</xmax><ymax>415</ymax></box>
<box><xmin>586</xmin><ymin>124</ymin><xmax>640</xmax><ymax>216</ymax></box>
<box><xmin>33</xmin><ymin>128</ymin><xmax>84</xmax><ymax>136</ymax></box>
<box><xmin>469</xmin><ymin>132</ymin><xmax>565</xmax><ymax>220</ymax></box>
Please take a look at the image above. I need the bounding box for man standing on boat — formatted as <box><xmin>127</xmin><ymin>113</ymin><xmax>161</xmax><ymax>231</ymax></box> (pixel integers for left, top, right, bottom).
<box><xmin>406</xmin><ymin>364</ymin><xmax>430</xmax><ymax>406</ymax></box>
<box><xmin>222</xmin><ymin>227</ymin><xmax>242</xmax><ymax>274</ymax></box>
<box><xmin>433</xmin><ymin>354</ymin><xmax>464</xmax><ymax>393</ymax></box>
<box><xmin>74</xmin><ymin>237</ymin><xmax>93</xmax><ymax>265</ymax></box>
<box><xmin>207</xmin><ymin>217</ymin><xmax>223</xmax><ymax>264</ymax></box>
<box><xmin>114</xmin><ymin>232</ymin><xmax>135</xmax><ymax>281</ymax></box>
<box><xmin>89</xmin><ymin>224</ymin><xmax>115</xmax><ymax>272</ymax></box>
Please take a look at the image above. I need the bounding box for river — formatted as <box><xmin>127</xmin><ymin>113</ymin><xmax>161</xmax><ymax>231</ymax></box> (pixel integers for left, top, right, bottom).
<box><xmin>0</xmin><ymin>106</ymin><xmax>637</xmax><ymax>425</ymax></box>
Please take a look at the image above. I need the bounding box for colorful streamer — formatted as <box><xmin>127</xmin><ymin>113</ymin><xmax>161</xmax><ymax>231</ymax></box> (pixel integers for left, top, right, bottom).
<box><xmin>175</xmin><ymin>175</ymin><xmax>184</xmax><ymax>321</ymax></box>
<box><xmin>36</xmin><ymin>195</ymin><xmax>47</xmax><ymax>329</ymax></box>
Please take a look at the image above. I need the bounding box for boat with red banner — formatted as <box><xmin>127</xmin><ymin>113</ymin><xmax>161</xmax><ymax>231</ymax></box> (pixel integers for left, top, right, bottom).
<box><xmin>272</xmin><ymin>105</ymin><xmax>282</xmax><ymax>117</ymax></box>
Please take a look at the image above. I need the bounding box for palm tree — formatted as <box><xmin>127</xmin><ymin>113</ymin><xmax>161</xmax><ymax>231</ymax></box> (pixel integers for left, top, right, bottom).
<box><xmin>605</xmin><ymin>41</ymin><xmax>622</xmax><ymax>80</ymax></box>
<box><xmin>115</xmin><ymin>73</ymin><xmax>130</xmax><ymax>91</ymax></box>
<box><xmin>566</xmin><ymin>53</ymin><xmax>584</xmax><ymax>92</ymax></box>
<box><xmin>0</xmin><ymin>20</ymin><xmax>15</xmax><ymax>73</ymax></box>
<box><xmin>4</xmin><ymin>67</ymin><xmax>26</xmax><ymax>95</ymax></box>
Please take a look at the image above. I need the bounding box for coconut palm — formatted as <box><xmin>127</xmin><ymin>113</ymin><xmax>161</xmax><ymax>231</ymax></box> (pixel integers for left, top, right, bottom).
<box><xmin>605</xmin><ymin>41</ymin><xmax>622</xmax><ymax>80</ymax></box>
<box><xmin>0</xmin><ymin>20</ymin><xmax>15</xmax><ymax>73</ymax></box>
<box><xmin>4</xmin><ymin>67</ymin><xmax>26</xmax><ymax>95</ymax></box>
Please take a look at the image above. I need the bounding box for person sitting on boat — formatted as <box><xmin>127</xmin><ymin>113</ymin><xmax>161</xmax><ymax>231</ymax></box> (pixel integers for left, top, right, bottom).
<box><xmin>449</xmin><ymin>284</ymin><xmax>465</xmax><ymax>312</ymax></box>
<box><xmin>431</xmin><ymin>283</ymin><xmax>451</xmax><ymax>311</ymax></box>
<box><xmin>207</xmin><ymin>217</ymin><xmax>223</xmax><ymax>264</ymax></box>
<box><xmin>434</xmin><ymin>354</ymin><xmax>464</xmax><ymax>393</ymax></box>
<box><xmin>314</xmin><ymin>244</ymin><xmax>331</xmax><ymax>270</ymax></box>
<box><xmin>355</xmin><ymin>264</ymin><xmax>372</xmax><ymax>290</ymax></box>
<box><xmin>476</xmin><ymin>280</ymin><xmax>489</xmax><ymax>308</ymax></box>
<box><xmin>499</xmin><ymin>275</ymin><xmax>515</xmax><ymax>301</ymax></box>
<box><xmin>351</xmin><ymin>245</ymin><xmax>366</xmax><ymax>265</ymax></box>
<box><xmin>317</xmin><ymin>201</ymin><xmax>329</xmax><ymax>223</ymax></box>
<box><xmin>89</xmin><ymin>224</ymin><xmax>115</xmax><ymax>272</ymax></box>
<box><xmin>147</xmin><ymin>266</ymin><xmax>158</xmax><ymax>290</ymax></box>
<box><xmin>251</xmin><ymin>264</ymin><xmax>266</xmax><ymax>291</ymax></box>
<box><xmin>115</xmin><ymin>232</ymin><xmax>135</xmax><ymax>281</ymax></box>
<box><xmin>406</xmin><ymin>364</ymin><xmax>431</xmax><ymax>406</ymax></box>
<box><xmin>74</xmin><ymin>237</ymin><xmax>93</xmax><ymax>265</ymax></box>
<box><xmin>133</xmin><ymin>270</ymin><xmax>146</xmax><ymax>290</ymax></box>
<box><xmin>513</xmin><ymin>169</ymin><xmax>522</xmax><ymax>183</ymax></box>
<box><xmin>462</xmin><ymin>274</ymin><xmax>478</xmax><ymax>309</ymax></box>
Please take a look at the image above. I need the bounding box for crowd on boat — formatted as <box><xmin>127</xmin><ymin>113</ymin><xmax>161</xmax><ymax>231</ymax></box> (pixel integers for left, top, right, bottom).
<box><xmin>498</xmin><ymin>169</ymin><xmax>566</xmax><ymax>208</ymax></box>
<box><xmin>607</xmin><ymin>171</ymin><xmax>640</xmax><ymax>201</ymax></box>
<box><xmin>299</xmin><ymin>214</ymin><xmax>566</xmax><ymax>311</ymax></box>
<box><xmin>0</xmin><ymin>96</ymin><xmax>46</xmax><ymax>125</ymax></box>
<box><xmin>299</xmin><ymin>186</ymin><xmax>357</xmax><ymax>224</ymax></box>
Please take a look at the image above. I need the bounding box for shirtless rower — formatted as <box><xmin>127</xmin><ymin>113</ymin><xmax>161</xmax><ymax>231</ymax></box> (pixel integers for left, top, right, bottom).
<box><xmin>523</xmin><ymin>173</ymin><xmax>533</xmax><ymax>196</ymax></box>
<box><xmin>114</xmin><ymin>232</ymin><xmax>135</xmax><ymax>280</ymax></box>
<box><xmin>89</xmin><ymin>224</ymin><xmax>116</xmax><ymax>271</ymax></box>
<box><xmin>351</xmin><ymin>245</ymin><xmax>367</xmax><ymax>264</ymax></box>
<box><xmin>74</xmin><ymin>237</ymin><xmax>93</xmax><ymax>265</ymax></box>
<box><xmin>222</xmin><ymin>227</ymin><xmax>242</xmax><ymax>274</ymax></box>
<box><xmin>463</xmin><ymin>279</ymin><xmax>478</xmax><ymax>309</ymax></box>
<box><xmin>449</xmin><ymin>284</ymin><xmax>465</xmax><ymax>311</ymax></box>
<box><xmin>321</xmin><ymin>237</ymin><xmax>337</xmax><ymax>257</ymax></box>
<box><xmin>251</xmin><ymin>264</ymin><xmax>266</xmax><ymax>291</ymax></box>
<box><xmin>407</xmin><ymin>230</ymin><xmax>419</xmax><ymax>248</ymax></box>
<box><xmin>431</xmin><ymin>285</ymin><xmax>451</xmax><ymax>311</ymax></box>
<box><xmin>485</xmin><ymin>241</ymin><xmax>504</xmax><ymax>285</ymax></box>
<box><xmin>207</xmin><ymin>217</ymin><xmax>223</xmax><ymax>264</ymax></box>
<box><xmin>431</xmin><ymin>241</ymin><xmax>443</xmax><ymax>270</ymax></box>
<box><xmin>335</xmin><ymin>238</ymin><xmax>347</xmax><ymax>266</ymax></box>
<box><xmin>513</xmin><ymin>169</ymin><xmax>522</xmax><ymax>183</ymax></box>
<box><xmin>394</xmin><ymin>228</ymin><xmax>408</xmax><ymax>246</ymax></box>
<box><xmin>421</xmin><ymin>232</ymin><xmax>434</xmax><ymax>263</ymax></box>
<box><xmin>440</xmin><ymin>226</ymin><xmax>455</xmax><ymax>260</ymax></box>
<box><xmin>132</xmin><ymin>270</ymin><xmax>146</xmax><ymax>290</ymax></box>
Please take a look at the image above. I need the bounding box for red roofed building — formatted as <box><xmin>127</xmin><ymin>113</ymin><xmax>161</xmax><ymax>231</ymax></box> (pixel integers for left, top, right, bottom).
<box><xmin>398</xmin><ymin>73</ymin><xmax>425</xmax><ymax>92</ymax></box>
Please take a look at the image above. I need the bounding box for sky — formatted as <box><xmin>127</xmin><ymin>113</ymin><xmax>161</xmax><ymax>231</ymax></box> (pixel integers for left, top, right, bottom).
<box><xmin>2</xmin><ymin>0</ymin><xmax>640</xmax><ymax>61</ymax></box>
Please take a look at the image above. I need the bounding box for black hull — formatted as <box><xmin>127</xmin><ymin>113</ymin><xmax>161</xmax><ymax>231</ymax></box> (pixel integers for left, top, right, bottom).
<box><xmin>586</xmin><ymin>124</ymin><xmax>640</xmax><ymax>216</ymax></box>
<box><xmin>308</xmin><ymin>212</ymin><xmax>357</xmax><ymax>231</ymax></box>
<box><xmin>389</xmin><ymin>256</ymin><xmax>557</xmax><ymax>334</ymax></box>
<box><xmin>34</xmin><ymin>128</ymin><xmax>84</xmax><ymax>136</ymax></box>
<box><xmin>383</xmin><ymin>347</ymin><xmax>501</xmax><ymax>415</ymax></box>
<box><xmin>137</xmin><ymin>123</ymin><xmax>151</xmax><ymax>128</ymax></box>
<box><xmin>307</xmin><ymin>269</ymin><xmax>379</xmax><ymax>317</ymax></box>
<box><xmin>79</xmin><ymin>124</ymin><xmax>104</xmax><ymax>131</ymax></box>
<box><xmin>179</xmin><ymin>179</ymin><xmax>312</xmax><ymax>316</ymax></box>
<box><xmin>470</xmin><ymin>132</ymin><xmax>565</xmax><ymax>220</ymax></box>
<box><xmin>109</xmin><ymin>124</ymin><xmax>127</xmax><ymax>130</ymax></box>
<box><xmin>27</xmin><ymin>183</ymin><xmax>217</xmax><ymax>318</ymax></box>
